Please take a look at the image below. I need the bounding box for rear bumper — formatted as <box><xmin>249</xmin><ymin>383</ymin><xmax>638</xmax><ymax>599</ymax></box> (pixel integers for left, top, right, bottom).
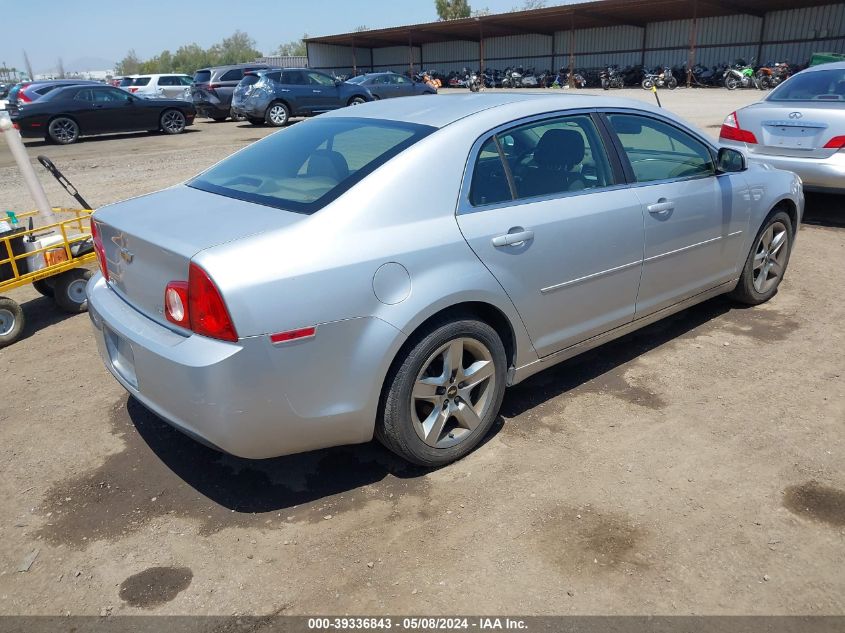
<box><xmin>87</xmin><ymin>274</ymin><xmax>404</xmax><ymax>459</ymax></box>
<box><xmin>723</xmin><ymin>140</ymin><xmax>845</xmax><ymax>193</ymax></box>
<box><xmin>231</xmin><ymin>95</ymin><xmax>273</xmax><ymax>118</ymax></box>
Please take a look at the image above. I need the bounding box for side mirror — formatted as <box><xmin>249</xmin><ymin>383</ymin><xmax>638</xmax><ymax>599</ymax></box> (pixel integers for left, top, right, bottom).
<box><xmin>716</xmin><ymin>147</ymin><xmax>746</xmax><ymax>173</ymax></box>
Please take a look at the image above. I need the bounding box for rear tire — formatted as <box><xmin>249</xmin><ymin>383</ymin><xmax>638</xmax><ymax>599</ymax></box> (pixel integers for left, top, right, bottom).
<box><xmin>33</xmin><ymin>278</ymin><xmax>55</xmax><ymax>298</ymax></box>
<box><xmin>0</xmin><ymin>297</ymin><xmax>24</xmax><ymax>348</ymax></box>
<box><xmin>729</xmin><ymin>210</ymin><xmax>793</xmax><ymax>306</ymax></box>
<box><xmin>348</xmin><ymin>96</ymin><xmax>367</xmax><ymax>106</ymax></box>
<box><xmin>160</xmin><ymin>109</ymin><xmax>186</xmax><ymax>135</ymax></box>
<box><xmin>725</xmin><ymin>76</ymin><xmax>739</xmax><ymax>90</ymax></box>
<box><xmin>668</xmin><ymin>77</ymin><xmax>678</xmax><ymax>90</ymax></box>
<box><xmin>264</xmin><ymin>102</ymin><xmax>290</xmax><ymax>127</ymax></box>
<box><xmin>376</xmin><ymin>317</ymin><xmax>507</xmax><ymax>467</ymax></box>
<box><xmin>53</xmin><ymin>268</ymin><xmax>93</xmax><ymax>313</ymax></box>
<box><xmin>642</xmin><ymin>79</ymin><xmax>654</xmax><ymax>90</ymax></box>
<box><xmin>47</xmin><ymin>117</ymin><xmax>79</xmax><ymax>145</ymax></box>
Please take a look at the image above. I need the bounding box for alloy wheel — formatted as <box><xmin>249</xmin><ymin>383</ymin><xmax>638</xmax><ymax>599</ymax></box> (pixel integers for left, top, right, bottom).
<box><xmin>268</xmin><ymin>104</ymin><xmax>287</xmax><ymax>125</ymax></box>
<box><xmin>753</xmin><ymin>220</ymin><xmax>788</xmax><ymax>294</ymax></box>
<box><xmin>49</xmin><ymin>118</ymin><xmax>77</xmax><ymax>143</ymax></box>
<box><xmin>161</xmin><ymin>110</ymin><xmax>185</xmax><ymax>133</ymax></box>
<box><xmin>411</xmin><ymin>337</ymin><xmax>497</xmax><ymax>449</ymax></box>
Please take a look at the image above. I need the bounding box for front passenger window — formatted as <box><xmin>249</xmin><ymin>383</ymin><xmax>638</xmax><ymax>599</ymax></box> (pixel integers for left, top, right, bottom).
<box><xmin>607</xmin><ymin>114</ymin><xmax>715</xmax><ymax>182</ymax></box>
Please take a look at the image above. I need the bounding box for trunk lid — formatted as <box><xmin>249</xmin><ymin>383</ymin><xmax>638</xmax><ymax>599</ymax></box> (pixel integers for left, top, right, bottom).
<box><xmin>739</xmin><ymin>101</ymin><xmax>845</xmax><ymax>158</ymax></box>
<box><xmin>93</xmin><ymin>185</ymin><xmax>303</xmax><ymax>329</ymax></box>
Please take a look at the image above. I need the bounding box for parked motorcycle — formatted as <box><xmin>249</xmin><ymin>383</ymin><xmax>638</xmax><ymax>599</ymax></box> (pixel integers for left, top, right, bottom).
<box><xmin>642</xmin><ymin>66</ymin><xmax>678</xmax><ymax>90</ymax></box>
<box><xmin>501</xmin><ymin>66</ymin><xmax>524</xmax><ymax>88</ymax></box>
<box><xmin>756</xmin><ymin>62</ymin><xmax>790</xmax><ymax>89</ymax></box>
<box><xmin>600</xmin><ymin>65</ymin><xmax>625</xmax><ymax>89</ymax></box>
<box><xmin>724</xmin><ymin>60</ymin><xmax>760</xmax><ymax>90</ymax></box>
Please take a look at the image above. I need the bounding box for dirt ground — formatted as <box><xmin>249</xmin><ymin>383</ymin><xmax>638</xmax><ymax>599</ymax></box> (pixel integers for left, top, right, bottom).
<box><xmin>0</xmin><ymin>88</ymin><xmax>843</xmax><ymax>620</ymax></box>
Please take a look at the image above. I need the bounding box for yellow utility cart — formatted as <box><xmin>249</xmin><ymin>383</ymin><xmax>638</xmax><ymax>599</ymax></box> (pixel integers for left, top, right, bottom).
<box><xmin>0</xmin><ymin>208</ymin><xmax>95</xmax><ymax>348</ymax></box>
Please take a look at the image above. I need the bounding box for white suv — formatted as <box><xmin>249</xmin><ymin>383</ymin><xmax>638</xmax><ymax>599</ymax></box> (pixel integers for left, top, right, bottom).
<box><xmin>119</xmin><ymin>74</ymin><xmax>193</xmax><ymax>100</ymax></box>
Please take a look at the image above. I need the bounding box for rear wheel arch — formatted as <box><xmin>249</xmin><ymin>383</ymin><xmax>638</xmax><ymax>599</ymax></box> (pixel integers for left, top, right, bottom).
<box><xmin>382</xmin><ymin>301</ymin><xmax>518</xmax><ymax>395</ymax></box>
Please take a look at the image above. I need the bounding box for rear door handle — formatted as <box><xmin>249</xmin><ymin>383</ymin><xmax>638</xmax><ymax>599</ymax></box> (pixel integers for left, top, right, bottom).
<box><xmin>492</xmin><ymin>229</ymin><xmax>534</xmax><ymax>247</ymax></box>
<box><xmin>647</xmin><ymin>199</ymin><xmax>675</xmax><ymax>215</ymax></box>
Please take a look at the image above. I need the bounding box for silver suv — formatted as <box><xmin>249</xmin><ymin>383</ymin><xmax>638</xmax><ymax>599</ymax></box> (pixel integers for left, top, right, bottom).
<box><xmin>191</xmin><ymin>63</ymin><xmax>269</xmax><ymax>121</ymax></box>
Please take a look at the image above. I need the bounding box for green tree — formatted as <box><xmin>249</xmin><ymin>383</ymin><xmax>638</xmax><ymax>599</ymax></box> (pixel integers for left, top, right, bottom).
<box><xmin>171</xmin><ymin>44</ymin><xmax>213</xmax><ymax>74</ymax></box>
<box><xmin>212</xmin><ymin>30</ymin><xmax>262</xmax><ymax>66</ymax></box>
<box><xmin>435</xmin><ymin>0</ymin><xmax>471</xmax><ymax>20</ymax></box>
<box><xmin>116</xmin><ymin>49</ymin><xmax>141</xmax><ymax>75</ymax></box>
<box><xmin>275</xmin><ymin>34</ymin><xmax>307</xmax><ymax>57</ymax></box>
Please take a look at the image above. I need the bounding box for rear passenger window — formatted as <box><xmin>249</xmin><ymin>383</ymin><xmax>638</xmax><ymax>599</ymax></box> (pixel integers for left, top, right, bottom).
<box><xmin>220</xmin><ymin>69</ymin><xmax>244</xmax><ymax>82</ymax></box>
<box><xmin>73</xmin><ymin>89</ymin><xmax>94</xmax><ymax>102</ymax></box>
<box><xmin>158</xmin><ymin>76</ymin><xmax>176</xmax><ymax>86</ymax></box>
<box><xmin>607</xmin><ymin>114</ymin><xmax>715</xmax><ymax>182</ymax></box>
<box><xmin>470</xmin><ymin>138</ymin><xmax>511</xmax><ymax>206</ymax></box>
<box><xmin>281</xmin><ymin>71</ymin><xmax>305</xmax><ymax>85</ymax></box>
<box><xmin>469</xmin><ymin>114</ymin><xmax>614</xmax><ymax>206</ymax></box>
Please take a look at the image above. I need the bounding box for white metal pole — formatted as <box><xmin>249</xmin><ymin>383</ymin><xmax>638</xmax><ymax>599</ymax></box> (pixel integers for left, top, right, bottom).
<box><xmin>0</xmin><ymin>110</ymin><xmax>58</xmax><ymax>229</ymax></box>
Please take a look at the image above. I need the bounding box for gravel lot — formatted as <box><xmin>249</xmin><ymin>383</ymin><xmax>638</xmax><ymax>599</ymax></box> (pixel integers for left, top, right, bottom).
<box><xmin>0</xmin><ymin>88</ymin><xmax>843</xmax><ymax>619</ymax></box>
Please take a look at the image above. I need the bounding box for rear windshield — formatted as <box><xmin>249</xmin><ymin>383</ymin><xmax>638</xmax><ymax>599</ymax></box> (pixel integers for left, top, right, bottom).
<box><xmin>768</xmin><ymin>68</ymin><xmax>845</xmax><ymax>102</ymax></box>
<box><xmin>119</xmin><ymin>77</ymin><xmax>134</xmax><ymax>87</ymax></box>
<box><xmin>346</xmin><ymin>75</ymin><xmax>367</xmax><ymax>84</ymax></box>
<box><xmin>189</xmin><ymin>118</ymin><xmax>435</xmax><ymax>214</ymax></box>
<box><xmin>194</xmin><ymin>70</ymin><xmax>212</xmax><ymax>84</ymax></box>
<box><xmin>240</xmin><ymin>74</ymin><xmax>261</xmax><ymax>87</ymax></box>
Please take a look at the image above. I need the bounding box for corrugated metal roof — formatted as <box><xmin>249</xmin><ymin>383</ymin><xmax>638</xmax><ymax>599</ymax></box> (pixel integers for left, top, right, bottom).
<box><xmin>306</xmin><ymin>0</ymin><xmax>839</xmax><ymax>48</ymax></box>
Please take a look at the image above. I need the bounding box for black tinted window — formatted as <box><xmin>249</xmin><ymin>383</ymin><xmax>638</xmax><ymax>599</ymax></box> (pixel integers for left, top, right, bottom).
<box><xmin>35</xmin><ymin>85</ymin><xmax>57</xmax><ymax>95</ymax></box>
<box><xmin>240</xmin><ymin>74</ymin><xmax>261</xmax><ymax>87</ymax></box>
<box><xmin>73</xmin><ymin>89</ymin><xmax>94</xmax><ymax>102</ymax></box>
<box><xmin>189</xmin><ymin>118</ymin><xmax>435</xmax><ymax>214</ymax></box>
<box><xmin>158</xmin><ymin>76</ymin><xmax>177</xmax><ymax>86</ymax></box>
<box><xmin>281</xmin><ymin>71</ymin><xmax>305</xmax><ymax>85</ymax></box>
<box><xmin>131</xmin><ymin>77</ymin><xmax>151</xmax><ymax>86</ymax></box>
<box><xmin>194</xmin><ymin>70</ymin><xmax>211</xmax><ymax>83</ymax></box>
<box><xmin>266</xmin><ymin>72</ymin><xmax>282</xmax><ymax>83</ymax></box>
<box><xmin>470</xmin><ymin>137</ymin><xmax>512</xmax><ymax>206</ymax></box>
<box><xmin>119</xmin><ymin>77</ymin><xmax>134</xmax><ymax>87</ymax></box>
<box><xmin>220</xmin><ymin>69</ymin><xmax>244</xmax><ymax>82</ymax></box>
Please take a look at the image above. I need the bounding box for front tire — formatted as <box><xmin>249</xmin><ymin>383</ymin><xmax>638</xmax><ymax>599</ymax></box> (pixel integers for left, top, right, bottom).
<box><xmin>160</xmin><ymin>109</ymin><xmax>186</xmax><ymax>135</ymax></box>
<box><xmin>730</xmin><ymin>210</ymin><xmax>793</xmax><ymax>305</ymax></box>
<box><xmin>668</xmin><ymin>77</ymin><xmax>678</xmax><ymax>90</ymax></box>
<box><xmin>264</xmin><ymin>102</ymin><xmax>289</xmax><ymax>127</ymax></box>
<box><xmin>601</xmin><ymin>78</ymin><xmax>610</xmax><ymax>90</ymax></box>
<box><xmin>53</xmin><ymin>268</ymin><xmax>93</xmax><ymax>313</ymax></box>
<box><xmin>725</xmin><ymin>76</ymin><xmax>740</xmax><ymax>90</ymax></box>
<box><xmin>642</xmin><ymin>79</ymin><xmax>654</xmax><ymax>90</ymax></box>
<box><xmin>377</xmin><ymin>318</ymin><xmax>507</xmax><ymax>467</ymax></box>
<box><xmin>47</xmin><ymin>117</ymin><xmax>79</xmax><ymax>145</ymax></box>
<box><xmin>348</xmin><ymin>96</ymin><xmax>367</xmax><ymax>106</ymax></box>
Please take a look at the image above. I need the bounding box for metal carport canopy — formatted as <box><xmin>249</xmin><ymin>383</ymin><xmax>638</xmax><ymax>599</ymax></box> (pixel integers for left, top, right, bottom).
<box><xmin>305</xmin><ymin>0</ymin><xmax>836</xmax><ymax>47</ymax></box>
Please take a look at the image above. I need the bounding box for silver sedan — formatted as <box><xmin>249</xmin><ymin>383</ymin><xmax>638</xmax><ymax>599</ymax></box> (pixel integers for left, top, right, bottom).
<box><xmin>719</xmin><ymin>61</ymin><xmax>845</xmax><ymax>193</ymax></box>
<box><xmin>87</xmin><ymin>94</ymin><xmax>804</xmax><ymax>467</ymax></box>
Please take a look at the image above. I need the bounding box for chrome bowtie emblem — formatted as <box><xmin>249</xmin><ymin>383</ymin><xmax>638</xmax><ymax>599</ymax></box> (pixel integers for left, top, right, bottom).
<box><xmin>789</xmin><ymin>112</ymin><xmax>803</xmax><ymax>119</ymax></box>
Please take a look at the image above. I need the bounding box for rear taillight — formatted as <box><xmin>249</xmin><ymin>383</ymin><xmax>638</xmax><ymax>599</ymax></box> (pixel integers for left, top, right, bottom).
<box><xmin>129</xmin><ymin>87</ymin><xmax>138</xmax><ymax>93</ymax></box>
<box><xmin>18</xmin><ymin>90</ymin><xmax>32</xmax><ymax>103</ymax></box>
<box><xmin>164</xmin><ymin>263</ymin><xmax>237</xmax><ymax>341</ymax></box>
<box><xmin>719</xmin><ymin>111</ymin><xmax>758</xmax><ymax>144</ymax></box>
<box><xmin>823</xmin><ymin>135</ymin><xmax>845</xmax><ymax>149</ymax></box>
<box><xmin>91</xmin><ymin>220</ymin><xmax>109</xmax><ymax>281</ymax></box>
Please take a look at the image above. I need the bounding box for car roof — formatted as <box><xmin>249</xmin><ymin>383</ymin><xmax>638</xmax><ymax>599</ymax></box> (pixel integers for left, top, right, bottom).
<box><xmin>318</xmin><ymin>92</ymin><xmax>668</xmax><ymax>129</ymax></box>
<box><xmin>28</xmin><ymin>79</ymin><xmax>100</xmax><ymax>86</ymax></box>
<box><xmin>202</xmin><ymin>63</ymin><xmax>270</xmax><ymax>72</ymax></box>
<box><xmin>132</xmin><ymin>73</ymin><xmax>191</xmax><ymax>78</ymax></box>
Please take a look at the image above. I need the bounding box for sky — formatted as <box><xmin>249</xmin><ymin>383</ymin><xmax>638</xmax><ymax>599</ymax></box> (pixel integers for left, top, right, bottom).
<box><xmin>3</xmin><ymin>0</ymin><xmax>579</xmax><ymax>73</ymax></box>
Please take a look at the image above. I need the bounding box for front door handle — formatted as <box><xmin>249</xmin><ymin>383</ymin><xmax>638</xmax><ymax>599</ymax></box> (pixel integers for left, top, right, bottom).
<box><xmin>647</xmin><ymin>199</ymin><xmax>675</xmax><ymax>216</ymax></box>
<box><xmin>492</xmin><ymin>229</ymin><xmax>534</xmax><ymax>247</ymax></box>
<box><xmin>312</xmin><ymin>89</ymin><xmax>322</xmax><ymax>93</ymax></box>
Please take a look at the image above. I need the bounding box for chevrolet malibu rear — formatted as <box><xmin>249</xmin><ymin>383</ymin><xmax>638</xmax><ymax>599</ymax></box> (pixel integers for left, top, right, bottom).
<box><xmin>719</xmin><ymin>61</ymin><xmax>845</xmax><ymax>193</ymax></box>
